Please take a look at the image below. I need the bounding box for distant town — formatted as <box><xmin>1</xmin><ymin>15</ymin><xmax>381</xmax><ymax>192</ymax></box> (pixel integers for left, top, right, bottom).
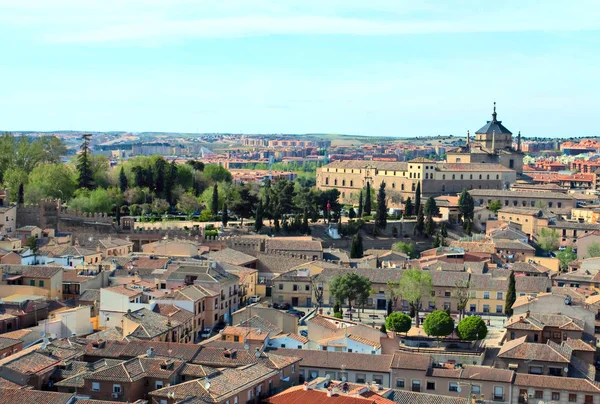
<box><xmin>2</xmin><ymin>104</ymin><xmax>600</xmax><ymax>404</ymax></box>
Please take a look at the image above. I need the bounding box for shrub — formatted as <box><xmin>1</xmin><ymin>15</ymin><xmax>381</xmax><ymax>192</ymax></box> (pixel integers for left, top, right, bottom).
<box><xmin>333</xmin><ymin>312</ymin><xmax>343</xmax><ymax>319</ymax></box>
<box><xmin>205</xmin><ymin>224</ymin><xmax>215</xmax><ymax>231</ymax></box>
<box><xmin>385</xmin><ymin>312</ymin><xmax>412</xmax><ymax>334</ymax></box>
<box><xmin>457</xmin><ymin>316</ymin><xmax>488</xmax><ymax>341</ymax></box>
<box><xmin>204</xmin><ymin>230</ymin><xmax>218</xmax><ymax>238</ymax></box>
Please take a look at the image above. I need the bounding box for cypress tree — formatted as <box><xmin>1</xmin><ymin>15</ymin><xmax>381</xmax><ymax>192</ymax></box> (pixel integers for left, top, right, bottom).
<box><xmin>425</xmin><ymin>214</ymin><xmax>435</xmax><ymax>237</ymax></box>
<box><xmin>350</xmin><ymin>232</ymin><xmax>364</xmax><ymax>258</ymax></box>
<box><xmin>375</xmin><ymin>181</ymin><xmax>387</xmax><ymax>229</ymax></box>
<box><xmin>364</xmin><ymin>183</ymin><xmax>372</xmax><ymax>216</ymax></box>
<box><xmin>404</xmin><ymin>197</ymin><xmax>413</xmax><ymax>217</ymax></box>
<box><xmin>415</xmin><ymin>182</ymin><xmax>421</xmax><ymax>212</ymax></box>
<box><xmin>505</xmin><ymin>272</ymin><xmax>516</xmax><ymax>316</ymax></box>
<box><xmin>211</xmin><ymin>184</ymin><xmax>219</xmax><ymax>216</ymax></box>
<box><xmin>440</xmin><ymin>222</ymin><xmax>448</xmax><ymax>238</ymax></box>
<box><xmin>414</xmin><ymin>206</ymin><xmax>425</xmax><ymax>236</ymax></box>
<box><xmin>357</xmin><ymin>190</ymin><xmax>363</xmax><ymax>218</ymax></box>
<box><xmin>221</xmin><ymin>203</ymin><xmax>229</xmax><ymax>228</ymax></box>
<box><xmin>254</xmin><ymin>201</ymin><xmax>263</xmax><ymax>232</ymax></box>
<box><xmin>18</xmin><ymin>183</ymin><xmax>24</xmax><ymax>204</ymax></box>
<box><xmin>119</xmin><ymin>166</ymin><xmax>128</xmax><ymax>193</ymax></box>
<box><xmin>77</xmin><ymin>134</ymin><xmax>93</xmax><ymax>189</ymax></box>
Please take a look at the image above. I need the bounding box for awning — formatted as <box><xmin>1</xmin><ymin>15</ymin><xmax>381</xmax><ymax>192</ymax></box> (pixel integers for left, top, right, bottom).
<box><xmin>5</xmin><ymin>275</ymin><xmax>22</xmax><ymax>281</ymax></box>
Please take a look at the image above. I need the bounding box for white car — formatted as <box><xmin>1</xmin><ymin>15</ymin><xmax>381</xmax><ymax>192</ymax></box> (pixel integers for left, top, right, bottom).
<box><xmin>200</xmin><ymin>328</ymin><xmax>212</xmax><ymax>338</ymax></box>
<box><xmin>248</xmin><ymin>295</ymin><xmax>261</xmax><ymax>303</ymax></box>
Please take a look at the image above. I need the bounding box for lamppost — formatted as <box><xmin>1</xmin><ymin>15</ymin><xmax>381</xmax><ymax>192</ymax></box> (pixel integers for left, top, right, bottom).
<box><xmin>456</xmin><ymin>373</ymin><xmax>481</xmax><ymax>404</ymax></box>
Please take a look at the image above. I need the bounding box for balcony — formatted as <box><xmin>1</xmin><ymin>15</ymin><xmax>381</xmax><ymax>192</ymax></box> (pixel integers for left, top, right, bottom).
<box><xmin>492</xmin><ymin>394</ymin><xmax>504</xmax><ymax>402</ymax></box>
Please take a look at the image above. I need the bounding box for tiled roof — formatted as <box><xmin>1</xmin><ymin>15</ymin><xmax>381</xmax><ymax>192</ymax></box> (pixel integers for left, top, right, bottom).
<box><xmin>82</xmin><ymin>340</ymin><xmax>202</xmax><ymax>362</ymax></box>
<box><xmin>265</xmin><ymin>387</ymin><xmax>394</xmax><ymax>404</ymax></box>
<box><xmin>131</xmin><ymin>257</ymin><xmax>169</xmax><ymax>269</ymax></box>
<box><xmin>88</xmin><ymin>357</ymin><xmax>184</xmax><ymax>382</ymax></box>
<box><xmin>468</xmin><ymin>189</ymin><xmax>574</xmax><ymax>200</ymax></box>
<box><xmin>494</xmin><ymin>239</ymin><xmax>535</xmax><ymax>251</ymax></box>
<box><xmin>513</xmin><ymin>373</ymin><xmax>600</xmax><ymax>393</ymax></box>
<box><xmin>0</xmin><ymin>337</ymin><xmax>21</xmax><ymax>351</ymax></box>
<box><xmin>205</xmin><ymin>248</ymin><xmax>257</xmax><ymax>266</ymax></box>
<box><xmin>178</xmin><ymin>363</ymin><xmax>219</xmax><ymax>378</ymax></box>
<box><xmin>0</xmin><ymin>377</ymin><xmax>26</xmax><ymax>389</ymax></box>
<box><xmin>270</xmin><ymin>333</ymin><xmax>309</xmax><ymax>344</ymax></box>
<box><xmin>162</xmin><ymin>285</ymin><xmax>210</xmax><ymax>302</ymax></box>
<box><xmin>153</xmin><ymin>304</ymin><xmax>194</xmax><ymax>325</ymax></box>
<box><xmin>78</xmin><ymin>289</ymin><xmax>101</xmax><ymax>302</ymax></box>
<box><xmin>124</xmin><ymin>308</ymin><xmax>181</xmax><ymax>339</ymax></box>
<box><xmin>505</xmin><ymin>313</ymin><xmax>584</xmax><ymax>332</ymax></box>
<box><xmin>48</xmin><ymin>245</ymin><xmax>98</xmax><ymax>257</ymax></box>
<box><xmin>237</xmin><ymin>315</ymin><xmax>282</xmax><ymax>335</ymax></box>
<box><xmin>498</xmin><ymin>336</ymin><xmax>570</xmax><ymax>363</ymax></box>
<box><xmin>386</xmin><ymin>390</ymin><xmax>468</xmax><ymax>404</ymax></box>
<box><xmin>391</xmin><ymin>352</ymin><xmax>431</xmax><ymax>371</ymax></box>
<box><xmin>192</xmin><ymin>346</ymin><xmax>299</xmax><ymax>370</ymax></box>
<box><xmin>322</xmin><ymin>160</ymin><xmax>408</xmax><ymax>171</ymax></box>
<box><xmin>103</xmin><ymin>284</ymin><xmax>143</xmax><ymax>298</ymax></box>
<box><xmin>428</xmin><ymin>270</ymin><xmax>470</xmax><ymax>287</ymax></box>
<box><xmin>275</xmin><ymin>348</ymin><xmax>394</xmax><ymax>373</ymax></box>
<box><xmin>564</xmin><ymin>338</ymin><xmax>596</xmax><ymax>352</ymax></box>
<box><xmin>266</xmin><ymin>237</ymin><xmax>323</xmax><ymax>253</ymax></box>
<box><xmin>3</xmin><ymin>351</ymin><xmax>61</xmax><ymax>374</ymax></box>
<box><xmin>515</xmin><ymin>276</ymin><xmax>551</xmax><ymax>293</ymax></box>
<box><xmin>316</xmin><ymin>267</ymin><xmax>404</xmax><ymax>284</ymax></box>
<box><xmin>438</xmin><ymin>163</ymin><xmax>512</xmax><ymax>172</ymax></box>
<box><xmin>0</xmin><ymin>389</ymin><xmax>73</xmax><ymax>404</ymax></box>
<box><xmin>0</xmin><ymin>265</ymin><xmax>62</xmax><ymax>279</ymax></box>
<box><xmin>511</xmin><ymin>262</ymin><xmax>549</xmax><ymax>274</ymax></box>
<box><xmin>151</xmin><ymin>363</ymin><xmax>278</xmax><ymax>401</ymax></box>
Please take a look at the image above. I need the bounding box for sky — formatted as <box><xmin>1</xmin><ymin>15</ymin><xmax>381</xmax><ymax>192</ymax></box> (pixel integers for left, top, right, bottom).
<box><xmin>1</xmin><ymin>0</ymin><xmax>600</xmax><ymax>137</ymax></box>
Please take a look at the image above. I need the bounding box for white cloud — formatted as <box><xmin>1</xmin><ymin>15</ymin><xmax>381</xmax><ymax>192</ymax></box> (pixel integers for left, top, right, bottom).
<box><xmin>1</xmin><ymin>0</ymin><xmax>599</xmax><ymax>44</ymax></box>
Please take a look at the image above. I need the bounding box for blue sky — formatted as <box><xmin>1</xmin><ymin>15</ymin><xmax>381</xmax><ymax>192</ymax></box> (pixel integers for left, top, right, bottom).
<box><xmin>1</xmin><ymin>0</ymin><xmax>600</xmax><ymax>137</ymax></box>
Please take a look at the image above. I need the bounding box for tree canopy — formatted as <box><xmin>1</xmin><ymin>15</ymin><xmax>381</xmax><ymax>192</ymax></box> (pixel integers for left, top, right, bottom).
<box><xmin>385</xmin><ymin>312</ymin><xmax>411</xmax><ymax>334</ymax></box>
<box><xmin>537</xmin><ymin>228</ymin><xmax>559</xmax><ymax>252</ymax></box>
<box><xmin>505</xmin><ymin>271</ymin><xmax>516</xmax><ymax>316</ymax></box>
<box><xmin>423</xmin><ymin>310</ymin><xmax>454</xmax><ymax>338</ymax></box>
<box><xmin>329</xmin><ymin>273</ymin><xmax>372</xmax><ymax>311</ymax></box>
<box><xmin>457</xmin><ymin>316</ymin><xmax>487</xmax><ymax>341</ymax></box>
<box><xmin>587</xmin><ymin>242</ymin><xmax>600</xmax><ymax>258</ymax></box>
<box><xmin>398</xmin><ymin>268</ymin><xmax>432</xmax><ymax>327</ymax></box>
<box><xmin>556</xmin><ymin>247</ymin><xmax>576</xmax><ymax>271</ymax></box>
<box><xmin>375</xmin><ymin>181</ymin><xmax>387</xmax><ymax>229</ymax></box>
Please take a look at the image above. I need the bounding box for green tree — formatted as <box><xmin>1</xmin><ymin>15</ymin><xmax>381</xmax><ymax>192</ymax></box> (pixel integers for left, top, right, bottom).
<box><xmin>151</xmin><ymin>198</ymin><xmax>170</xmax><ymax>215</ymax></box>
<box><xmin>357</xmin><ymin>190</ymin><xmax>363</xmax><ymax>217</ymax></box>
<box><xmin>17</xmin><ymin>183</ymin><xmax>24</xmax><ymax>204</ymax></box>
<box><xmin>25</xmin><ymin>163</ymin><xmax>77</xmax><ymax>204</ymax></box>
<box><xmin>364</xmin><ymin>182</ymin><xmax>372</xmax><ymax>215</ymax></box>
<box><xmin>254</xmin><ymin>201</ymin><xmax>263</xmax><ymax>232</ymax></box>
<box><xmin>154</xmin><ymin>158</ymin><xmax>166</xmax><ymax>197</ymax></box>
<box><xmin>375</xmin><ymin>181</ymin><xmax>387</xmax><ymax>229</ymax></box>
<box><xmin>537</xmin><ymin>228</ymin><xmax>559</xmax><ymax>252</ymax></box>
<box><xmin>440</xmin><ymin>222</ymin><xmax>448</xmax><ymax>238</ymax></box>
<box><xmin>77</xmin><ymin>134</ymin><xmax>94</xmax><ymax>190</ymax></box>
<box><xmin>177</xmin><ymin>193</ymin><xmax>200</xmax><ymax>217</ymax></box>
<box><xmin>348</xmin><ymin>207</ymin><xmax>356</xmax><ymax>219</ymax></box>
<box><xmin>433</xmin><ymin>232</ymin><xmax>443</xmax><ymax>247</ymax></box>
<box><xmin>415</xmin><ymin>182</ymin><xmax>421</xmax><ymax>212</ymax></box>
<box><xmin>404</xmin><ymin>197</ymin><xmax>413</xmax><ymax>217</ymax></box>
<box><xmin>457</xmin><ymin>316</ymin><xmax>488</xmax><ymax>341</ymax></box>
<box><xmin>488</xmin><ymin>200</ymin><xmax>502</xmax><ymax>213</ymax></box>
<box><xmin>392</xmin><ymin>241</ymin><xmax>415</xmax><ymax>258</ymax></box>
<box><xmin>222</xmin><ymin>202</ymin><xmax>229</xmax><ymax>227</ymax></box>
<box><xmin>458</xmin><ymin>189</ymin><xmax>475</xmax><ymax>233</ymax></box>
<box><xmin>505</xmin><ymin>272</ymin><xmax>516</xmax><ymax>316</ymax></box>
<box><xmin>398</xmin><ymin>268</ymin><xmax>433</xmax><ymax>328</ymax></box>
<box><xmin>587</xmin><ymin>242</ymin><xmax>600</xmax><ymax>258</ymax></box>
<box><xmin>350</xmin><ymin>232</ymin><xmax>364</xmax><ymax>258</ymax></box>
<box><xmin>211</xmin><ymin>184</ymin><xmax>219</xmax><ymax>216</ymax></box>
<box><xmin>231</xmin><ymin>185</ymin><xmax>259</xmax><ymax>226</ymax></box>
<box><xmin>425</xmin><ymin>214</ymin><xmax>435</xmax><ymax>237</ymax></box>
<box><xmin>424</xmin><ymin>196</ymin><xmax>439</xmax><ymax>216</ymax></box>
<box><xmin>385</xmin><ymin>312</ymin><xmax>412</xmax><ymax>335</ymax></box>
<box><xmin>414</xmin><ymin>206</ymin><xmax>425</xmax><ymax>236</ymax></box>
<box><xmin>204</xmin><ymin>164</ymin><xmax>232</xmax><ymax>183</ymax></box>
<box><xmin>119</xmin><ymin>166</ymin><xmax>128</xmax><ymax>193</ymax></box>
<box><xmin>557</xmin><ymin>247</ymin><xmax>576</xmax><ymax>271</ymax></box>
<box><xmin>302</xmin><ymin>208</ymin><xmax>310</xmax><ymax>234</ymax></box>
<box><xmin>423</xmin><ymin>310</ymin><xmax>454</xmax><ymax>340</ymax></box>
<box><xmin>329</xmin><ymin>273</ymin><xmax>372</xmax><ymax>312</ymax></box>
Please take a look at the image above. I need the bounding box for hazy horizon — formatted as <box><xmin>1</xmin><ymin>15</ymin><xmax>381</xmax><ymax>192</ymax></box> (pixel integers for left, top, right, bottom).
<box><xmin>2</xmin><ymin>1</ymin><xmax>600</xmax><ymax>137</ymax></box>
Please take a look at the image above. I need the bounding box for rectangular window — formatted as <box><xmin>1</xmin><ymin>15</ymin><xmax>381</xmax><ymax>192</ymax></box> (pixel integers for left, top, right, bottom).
<box><xmin>396</xmin><ymin>379</ymin><xmax>405</xmax><ymax>388</ymax></box>
<box><xmin>293</xmin><ymin>285</ymin><xmax>298</xmax><ymax>291</ymax></box>
<box><xmin>113</xmin><ymin>385</ymin><xmax>122</xmax><ymax>393</ymax></box>
<box><xmin>373</xmin><ymin>375</ymin><xmax>383</xmax><ymax>385</ymax></box>
<box><xmin>278</xmin><ymin>284</ymin><xmax>283</xmax><ymax>290</ymax></box>
<box><xmin>483</xmin><ymin>305</ymin><xmax>490</xmax><ymax>313</ymax></box>
<box><xmin>412</xmin><ymin>380</ymin><xmax>421</xmax><ymax>392</ymax></box>
<box><xmin>92</xmin><ymin>382</ymin><xmax>100</xmax><ymax>391</ymax></box>
<box><xmin>496</xmin><ymin>305</ymin><xmax>503</xmax><ymax>313</ymax></box>
<box><xmin>444</xmin><ymin>291</ymin><xmax>451</xmax><ymax>297</ymax></box>
<box><xmin>449</xmin><ymin>382</ymin><xmax>458</xmax><ymax>392</ymax></box>
<box><xmin>426</xmin><ymin>382</ymin><xmax>435</xmax><ymax>391</ymax></box>
<box><xmin>470</xmin><ymin>304</ymin><xmax>476</xmax><ymax>312</ymax></box>
<box><xmin>496</xmin><ymin>292</ymin><xmax>503</xmax><ymax>300</ymax></box>
<box><xmin>443</xmin><ymin>302</ymin><xmax>451</xmax><ymax>310</ymax></box>
<box><xmin>39</xmin><ymin>280</ymin><xmax>44</xmax><ymax>287</ymax></box>
<box><xmin>493</xmin><ymin>386</ymin><xmax>504</xmax><ymax>401</ymax></box>
<box><xmin>305</xmin><ymin>285</ymin><xmax>310</xmax><ymax>291</ymax></box>
<box><xmin>233</xmin><ymin>336</ymin><xmax>239</xmax><ymax>342</ymax></box>
<box><xmin>534</xmin><ymin>391</ymin><xmax>543</xmax><ymax>399</ymax></box>
<box><xmin>155</xmin><ymin>381</ymin><xmax>164</xmax><ymax>389</ymax></box>
<box><xmin>483</xmin><ymin>291</ymin><xmax>490</xmax><ymax>299</ymax></box>
<box><xmin>585</xmin><ymin>395</ymin><xmax>593</xmax><ymax>404</ymax></box>
<box><xmin>552</xmin><ymin>392</ymin><xmax>560</xmax><ymax>400</ymax></box>
<box><xmin>356</xmin><ymin>374</ymin><xmax>366</xmax><ymax>383</ymax></box>
<box><xmin>30</xmin><ymin>280</ymin><xmax>35</xmax><ymax>286</ymax></box>
<box><xmin>472</xmin><ymin>385</ymin><xmax>481</xmax><ymax>395</ymax></box>
<box><xmin>568</xmin><ymin>393</ymin><xmax>577</xmax><ymax>402</ymax></box>
<box><xmin>529</xmin><ymin>366</ymin><xmax>543</xmax><ymax>375</ymax></box>
<box><xmin>291</xmin><ymin>364</ymin><xmax>295</xmax><ymax>374</ymax></box>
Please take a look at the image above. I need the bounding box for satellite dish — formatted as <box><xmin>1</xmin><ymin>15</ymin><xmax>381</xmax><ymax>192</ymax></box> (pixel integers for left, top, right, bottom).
<box><xmin>564</xmin><ymin>367</ymin><xmax>569</xmax><ymax>373</ymax></box>
<box><xmin>244</xmin><ymin>344</ymin><xmax>250</xmax><ymax>350</ymax></box>
<box><xmin>456</xmin><ymin>387</ymin><xmax>462</xmax><ymax>393</ymax></box>
<box><xmin>341</xmin><ymin>377</ymin><xmax>347</xmax><ymax>382</ymax></box>
<box><xmin>204</xmin><ymin>382</ymin><xmax>211</xmax><ymax>390</ymax></box>
<box><xmin>311</xmin><ymin>372</ymin><xmax>317</xmax><ymax>378</ymax></box>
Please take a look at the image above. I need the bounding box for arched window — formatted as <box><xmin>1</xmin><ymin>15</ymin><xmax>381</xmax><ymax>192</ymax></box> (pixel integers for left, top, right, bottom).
<box><xmin>496</xmin><ymin>175</ymin><xmax>500</xmax><ymax>180</ymax></box>
<box><xmin>442</xmin><ymin>185</ymin><xmax>445</xmax><ymax>192</ymax></box>
<box><xmin>334</xmin><ymin>179</ymin><xmax>338</xmax><ymax>185</ymax></box>
<box><xmin>470</xmin><ymin>174</ymin><xmax>473</xmax><ymax>180</ymax></box>
<box><xmin>479</xmin><ymin>174</ymin><xmax>482</xmax><ymax>180</ymax></box>
<box><xmin>350</xmin><ymin>180</ymin><xmax>353</xmax><ymax>187</ymax></box>
<box><xmin>401</xmin><ymin>184</ymin><xmax>405</xmax><ymax>191</ymax></box>
<box><xmin>325</xmin><ymin>178</ymin><xmax>329</xmax><ymax>185</ymax></box>
<box><xmin>392</xmin><ymin>183</ymin><xmax>396</xmax><ymax>189</ymax></box>
<box><xmin>452</xmin><ymin>175</ymin><xmax>455</xmax><ymax>180</ymax></box>
<box><xmin>412</xmin><ymin>183</ymin><xmax>416</xmax><ymax>191</ymax></box>
<box><xmin>460</xmin><ymin>174</ymin><xmax>463</xmax><ymax>180</ymax></box>
<box><xmin>442</xmin><ymin>175</ymin><xmax>446</xmax><ymax>180</ymax></box>
<box><xmin>342</xmin><ymin>180</ymin><xmax>346</xmax><ymax>186</ymax></box>
<box><xmin>487</xmin><ymin>175</ymin><xmax>490</xmax><ymax>180</ymax></box>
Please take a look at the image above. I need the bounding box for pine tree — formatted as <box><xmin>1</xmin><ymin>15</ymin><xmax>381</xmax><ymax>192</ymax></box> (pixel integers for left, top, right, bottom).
<box><xmin>364</xmin><ymin>183</ymin><xmax>372</xmax><ymax>215</ymax></box>
<box><xmin>357</xmin><ymin>190</ymin><xmax>363</xmax><ymax>218</ymax></box>
<box><xmin>424</xmin><ymin>196</ymin><xmax>438</xmax><ymax>216</ymax></box>
<box><xmin>211</xmin><ymin>184</ymin><xmax>219</xmax><ymax>216</ymax></box>
<box><xmin>375</xmin><ymin>181</ymin><xmax>387</xmax><ymax>229</ymax></box>
<box><xmin>404</xmin><ymin>197</ymin><xmax>413</xmax><ymax>217</ymax></box>
<box><xmin>425</xmin><ymin>214</ymin><xmax>435</xmax><ymax>237</ymax></box>
<box><xmin>77</xmin><ymin>134</ymin><xmax>93</xmax><ymax>189</ymax></box>
<box><xmin>221</xmin><ymin>202</ymin><xmax>229</xmax><ymax>228</ymax></box>
<box><xmin>350</xmin><ymin>232</ymin><xmax>364</xmax><ymax>258</ymax></box>
<box><xmin>17</xmin><ymin>183</ymin><xmax>24</xmax><ymax>204</ymax></box>
<box><xmin>415</xmin><ymin>182</ymin><xmax>421</xmax><ymax>212</ymax></box>
<box><xmin>414</xmin><ymin>206</ymin><xmax>425</xmax><ymax>236</ymax></box>
<box><xmin>433</xmin><ymin>232</ymin><xmax>442</xmax><ymax>247</ymax></box>
<box><xmin>119</xmin><ymin>166</ymin><xmax>128</xmax><ymax>193</ymax></box>
<box><xmin>505</xmin><ymin>272</ymin><xmax>516</xmax><ymax>316</ymax></box>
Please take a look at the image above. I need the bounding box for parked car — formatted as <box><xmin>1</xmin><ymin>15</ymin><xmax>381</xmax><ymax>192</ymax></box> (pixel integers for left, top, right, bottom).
<box><xmin>200</xmin><ymin>328</ymin><xmax>212</xmax><ymax>338</ymax></box>
<box><xmin>248</xmin><ymin>295</ymin><xmax>261</xmax><ymax>304</ymax></box>
<box><xmin>273</xmin><ymin>302</ymin><xmax>291</xmax><ymax>310</ymax></box>
<box><xmin>286</xmin><ymin>309</ymin><xmax>306</xmax><ymax>318</ymax></box>
<box><xmin>300</xmin><ymin>330</ymin><xmax>308</xmax><ymax>338</ymax></box>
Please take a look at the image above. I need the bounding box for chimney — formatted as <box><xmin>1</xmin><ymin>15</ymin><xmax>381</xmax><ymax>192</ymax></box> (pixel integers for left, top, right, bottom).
<box><xmin>525</xmin><ymin>310</ymin><xmax>530</xmax><ymax>318</ymax></box>
<box><xmin>303</xmin><ymin>382</ymin><xmax>309</xmax><ymax>391</ymax></box>
<box><xmin>327</xmin><ymin>387</ymin><xmax>333</xmax><ymax>397</ymax></box>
